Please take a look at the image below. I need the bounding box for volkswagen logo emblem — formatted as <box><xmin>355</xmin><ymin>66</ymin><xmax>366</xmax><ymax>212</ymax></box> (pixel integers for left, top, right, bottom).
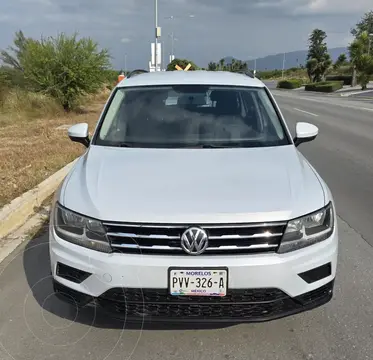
<box><xmin>180</xmin><ymin>227</ymin><xmax>209</xmax><ymax>255</ymax></box>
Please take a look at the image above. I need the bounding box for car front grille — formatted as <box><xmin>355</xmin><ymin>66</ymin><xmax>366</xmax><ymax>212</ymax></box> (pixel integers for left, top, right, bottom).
<box><xmin>99</xmin><ymin>288</ymin><xmax>288</xmax><ymax>304</ymax></box>
<box><xmin>98</xmin><ymin>288</ymin><xmax>290</xmax><ymax>319</ymax></box>
<box><xmin>103</xmin><ymin>222</ymin><xmax>286</xmax><ymax>255</ymax></box>
<box><xmin>96</xmin><ymin>282</ymin><xmax>334</xmax><ymax>321</ymax></box>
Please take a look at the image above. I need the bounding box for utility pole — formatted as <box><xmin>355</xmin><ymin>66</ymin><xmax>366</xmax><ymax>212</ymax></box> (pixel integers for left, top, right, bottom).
<box><xmin>164</xmin><ymin>14</ymin><xmax>194</xmax><ymax>63</ymax></box>
<box><xmin>124</xmin><ymin>54</ymin><xmax>127</xmax><ymax>75</ymax></box>
<box><xmin>154</xmin><ymin>0</ymin><xmax>161</xmax><ymax>71</ymax></box>
<box><xmin>162</xmin><ymin>41</ymin><xmax>164</xmax><ymax>71</ymax></box>
<box><xmin>171</xmin><ymin>32</ymin><xmax>174</xmax><ymax>59</ymax></box>
<box><xmin>282</xmin><ymin>52</ymin><xmax>286</xmax><ymax>78</ymax></box>
<box><xmin>170</xmin><ymin>32</ymin><xmax>175</xmax><ymax>60</ymax></box>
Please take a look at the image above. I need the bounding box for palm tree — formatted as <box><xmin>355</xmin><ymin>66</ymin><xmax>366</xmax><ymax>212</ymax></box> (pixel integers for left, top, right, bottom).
<box><xmin>349</xmin><ymin>31</ymin><xmax>373</xmax><ymax>90</ymax></box>
<box><xmin>219</xmin><ymin>58</ymin><xmax>225</xmax><ymax>71</ymax></box>
<box><xmin>306</xmin><ymin>28</ymin><xmax>332</xmax><ymax>82</ymax></box>
<box><xmin>207</xmin><ymin>62</ymin><xmax>218</xmax><ymax>71</ymax></box>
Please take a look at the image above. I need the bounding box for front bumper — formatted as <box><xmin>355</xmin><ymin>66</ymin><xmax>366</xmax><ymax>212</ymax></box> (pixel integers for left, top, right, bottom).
<box><xmin>53</xmin><ymin>279</ymin><xmax>334</xmax><ymax>323</ymax></box>
<box><xmin>49</xmin><ymin>226</ymin><xmax>338</xmax><ymax>322</ymax></box>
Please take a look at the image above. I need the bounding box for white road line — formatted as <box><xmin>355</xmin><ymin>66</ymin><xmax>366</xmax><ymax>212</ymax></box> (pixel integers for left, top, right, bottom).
<box><xmin>293</xmin><ymin>108</ymin><xmax>318</xmax><ymax>117</ymax></box>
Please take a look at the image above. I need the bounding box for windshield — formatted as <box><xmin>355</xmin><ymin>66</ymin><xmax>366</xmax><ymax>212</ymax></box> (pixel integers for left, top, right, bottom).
<box><xmin>94</xmin><ymin>85</ymin><xmax>290</xmax><ymax>148</ymax></box>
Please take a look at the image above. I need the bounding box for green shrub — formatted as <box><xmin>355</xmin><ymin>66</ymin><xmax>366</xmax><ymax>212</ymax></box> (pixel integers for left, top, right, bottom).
<box><xmin>325</xmin><ymin>75</ymin><xmax>352</xmax><ymax>86</ymax></box>
<box><xmin>331</xmin><ymin>65</ymin><xmax>352</xmax><ymax>75</ymax></box>
<box><xmin>6</xmin><ymin>32</ymin><xmax>111</xmax><ymax>111</ymax></box>
<box><xmin>167</xmin><ymin>58</ymin><xmax>198</xmax><ymax>71</ymax></box>
<box><xmin>277</xmin><ymin>79</ymin><xmax>303</xmax><ymax>89</ymax></box>
<box><xmin>305</xmin><ymin>81</ymin><xmax>343</xmax><ymax>92</ymax></box>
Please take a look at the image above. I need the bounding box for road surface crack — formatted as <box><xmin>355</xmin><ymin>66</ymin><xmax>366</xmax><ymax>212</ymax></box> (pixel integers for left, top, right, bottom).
<box><xmin>337</xmin><ymin>214</ymin><xmax>373</xmax><ymax>249</ymax></box>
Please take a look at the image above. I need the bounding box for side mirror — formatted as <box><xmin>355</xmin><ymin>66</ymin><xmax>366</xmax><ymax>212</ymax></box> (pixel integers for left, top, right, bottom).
<box><xmin>68</xmin><ymin>123</ymin><xmax>90</xmax><ymax>147</ymax></box>
<box><xmin>293</xmin><ymin>122</ymin><xmax>318</xmax><ymax>147</ymax></box>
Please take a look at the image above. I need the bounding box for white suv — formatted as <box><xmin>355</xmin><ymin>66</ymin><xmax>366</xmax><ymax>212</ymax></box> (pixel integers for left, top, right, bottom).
<box><xmin>49</xmin><ymin>70</ymin><xmax>338</xmax><ymax>323</ymax></box>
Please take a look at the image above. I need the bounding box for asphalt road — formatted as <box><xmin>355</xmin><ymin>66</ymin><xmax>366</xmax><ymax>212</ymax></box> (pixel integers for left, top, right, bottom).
<box><xmin>1</xmin><ymin>92</ymin><xmax>373</xmax><ymax>360</ymax></box>
<box><xmin>350</xmin><ymin>89</ymin><xmax>373</xmax><ymax>99</ymax></box>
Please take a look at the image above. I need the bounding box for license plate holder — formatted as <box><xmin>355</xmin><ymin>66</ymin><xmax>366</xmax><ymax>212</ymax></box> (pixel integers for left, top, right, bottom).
<box><xmin>168</xmin><ymin>267</ymin><xmax>228</xmax><ymax>296</ymax></box>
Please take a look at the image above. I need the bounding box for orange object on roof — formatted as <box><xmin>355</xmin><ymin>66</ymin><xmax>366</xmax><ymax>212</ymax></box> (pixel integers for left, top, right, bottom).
<box><xmin>117</xmin><ymin>73</ymin><xmax>126</xmax><ymax>83</ymax></box>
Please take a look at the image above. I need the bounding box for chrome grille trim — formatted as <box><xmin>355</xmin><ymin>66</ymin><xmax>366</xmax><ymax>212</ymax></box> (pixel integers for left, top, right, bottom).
<box><xmin>103</xmin><ymin>222</ymin><xmax>287</xmax><ymax>228</ymax></box>
<box><xmin>108</xmin><ymin>244</ymin><xmax>278</xmax><ymax>251</ymax></box>
<box><xmin>106</xmin><ymin>232</ymin><xmax>283</xmax><ymax>240</ymax></box>
<box><xmin>103</xmin><ymin>221</ymin><xmax>286</xmax><ymax>255</ymax></box>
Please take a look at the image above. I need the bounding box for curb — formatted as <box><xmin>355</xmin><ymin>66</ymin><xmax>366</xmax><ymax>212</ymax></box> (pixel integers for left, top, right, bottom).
<box><xmin>0</xmin><ymin>159</ymin><xmax>77</xmax><ymax>240</ymax></box>
<box><xmin>339</xmin><ymin>90</ymin><xmax>373</xmax><ymax>97</ymax></box>
<box><xmin>0</xmin><ymin>206</ymin><xmax>50</xmax><ymax>264</ymax></box>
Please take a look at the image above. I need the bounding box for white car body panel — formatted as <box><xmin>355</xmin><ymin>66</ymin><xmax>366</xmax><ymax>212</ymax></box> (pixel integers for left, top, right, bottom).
<box><xmin>60</xmin><ymin>145</ymin><xmax>326</xmax><ymax>224</ymax></box>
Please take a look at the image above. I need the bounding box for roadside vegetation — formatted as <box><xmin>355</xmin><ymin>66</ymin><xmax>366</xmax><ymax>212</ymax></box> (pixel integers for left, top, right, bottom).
<box><xmin>202</xmin><ymin>10</ymin><xmax>373</xmax><ymax>92</ymax></box>
<box><xmin>1</xmin><ymin>10</ymin><xmax>373</xmax><ymax>207</ymax></box>
<box><xmin>0</xmin><ymin>31</ymin><xmax>120</xmax><ymax>207</ymax></box>
<box><xmin>276</xmin><ymin>79</ymin><xmax>304</xmax><ymax>89</ymax></box>
<box><xmin>167</xmin><ymin>58</ymin><xmax>199</xmax><ymax>71</ymax></box>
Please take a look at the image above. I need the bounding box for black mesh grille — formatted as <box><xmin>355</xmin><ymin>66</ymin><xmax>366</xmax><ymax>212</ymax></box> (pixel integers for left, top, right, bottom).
<box><xmin>99</xmin><ymin>288</ymin><xmax>288</xmax><ymax>304</ymax></box>
<box><xmin>98</xmin><ymin>300</ymin><xmax>297</xmax><ymax>319</ymax></box>
<box><xmin>97</xmin><ymin>282</ymin><xmax>334</xmax><ymax>321</ymax></box>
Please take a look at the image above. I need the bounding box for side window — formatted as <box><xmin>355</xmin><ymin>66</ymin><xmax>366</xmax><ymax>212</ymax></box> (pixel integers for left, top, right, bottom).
<box><xmin>256</xmin><ymin>90</ymin><xmax>285</xmax><ymax>139</ymax></box>
<box><xmin>99</xmin><ymin>90</ymin><xmax>125</xmax><ymax>139</ymax></box>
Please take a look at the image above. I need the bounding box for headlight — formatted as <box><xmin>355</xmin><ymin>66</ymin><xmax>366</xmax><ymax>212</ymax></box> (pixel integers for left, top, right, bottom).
<box><xmin>53</xmin><ymin>203</ymin><xmax>111</xmax><ymax>253</ymax></box>
<box><xmin>278</xmin><ymin>202</ymin><xmax>334</xmax><ymax>254</ymax></box>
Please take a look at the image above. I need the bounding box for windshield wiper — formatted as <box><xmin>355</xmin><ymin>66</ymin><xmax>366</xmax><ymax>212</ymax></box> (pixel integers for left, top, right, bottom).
<box><xmin>118</xmin><ymin>142</ymin><xmax>134</xmax><ymax>147</ymax></box>
<box><xmin>199</xmin><ymin>144</ymin><xmax>227</xmax><ymax>148</ymax></box>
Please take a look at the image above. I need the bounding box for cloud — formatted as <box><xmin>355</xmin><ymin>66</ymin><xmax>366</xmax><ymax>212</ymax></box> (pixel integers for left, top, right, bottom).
<box><xmin>0</xmin><ymin>0</ymin><xmax>371</xmax><ymax>69</ymax></box>
<box><xmin>192</xmin><ymin>0</ymin><xmax>372</xmax><ymax>16</ymax></box>
<box><xmin>121</xmin><ymin>38</ymin><xmax>131</xmax><ymax>43</ymax></box>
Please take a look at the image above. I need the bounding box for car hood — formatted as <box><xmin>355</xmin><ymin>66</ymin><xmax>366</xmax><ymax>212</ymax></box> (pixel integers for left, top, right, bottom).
<box><xmin>61</xmin><ymin>145</ymin><xmax>326</xmax><ymax>223</ymax></box>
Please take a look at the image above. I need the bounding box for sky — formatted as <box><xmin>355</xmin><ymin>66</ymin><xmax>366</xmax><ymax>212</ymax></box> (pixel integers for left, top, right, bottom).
<box><xmin>0</xmin><ymin>0</ymin><xmax>372</xmax><ymax>70</ymax></box>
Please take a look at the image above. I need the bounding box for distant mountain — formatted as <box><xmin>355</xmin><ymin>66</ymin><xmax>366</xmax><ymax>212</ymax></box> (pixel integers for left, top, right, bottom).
<box><xmin>223</xmin><ymin>47</ymin><xmax>348</xmax><ymax>71</ymax></box>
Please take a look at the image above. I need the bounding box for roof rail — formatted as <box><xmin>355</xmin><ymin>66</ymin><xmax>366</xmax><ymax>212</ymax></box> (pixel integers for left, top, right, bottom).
<box><xmin>126</xmin><ymin>69</ymin><xmax>149</xmax><ymax>79</ymax></box>
<box><xmin>235</xmin><ymin>70</ymin><xmax>255</xmax><ymax>78</ymax></box>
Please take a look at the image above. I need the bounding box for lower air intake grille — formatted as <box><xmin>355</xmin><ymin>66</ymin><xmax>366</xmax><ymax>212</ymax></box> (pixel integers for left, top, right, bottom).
<box><xmin>96</xmin><ymin>281</ymin><xmax>334</xmax><ymax>321</ymax></box>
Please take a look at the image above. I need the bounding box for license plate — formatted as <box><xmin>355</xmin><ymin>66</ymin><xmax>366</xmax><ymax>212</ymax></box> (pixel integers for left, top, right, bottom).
<box><xmin>169</xmin><ymin>268</ymin><xmax>228</xmax><ymax>296</ymax></box>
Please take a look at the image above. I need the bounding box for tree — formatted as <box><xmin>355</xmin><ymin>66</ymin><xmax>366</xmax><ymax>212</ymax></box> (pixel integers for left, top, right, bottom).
<box><xmin>219</xmin><ymin>58</ymin><xmax>225</xmax><ymax>70</ymax></box>
<box><xmin>350</xmin><ymin>10</ymin><xmax>373</xmax><ymax>86</ymax></box>
<box><xmin>207</xmin><ymin>58</ymin><xmax>248</xmax><ymax>72</ymax></box>
<box><xmin>0</xmin><ymin>30</ymin><xmax>32</xmax><ymax>71</ymax></box>
<box><xmin>333</xmin><ymin>53</ymin><xmax>348</xmax><ymax>70</ymax></box>
<box><xmin>207</xmin><ymin>61</ymin><xmax>218</xmax><ymax>71</ymax></box>
<box><xmin>7</xmin><ymin>32</ymin><xmax>111</xmax><ymax>111</ymax></box>
<box><xmin>230</xmin><ymin>59</ymin><xmax>248</xmax><ymax>72</ymax></box>
<box><xmin>349</xmin><ymin>31</ymin><xmax>373</xmax><ymax>90</ymax></box>
<box><xmin>166</xmin><ymin>58</ymin><xmax>198</xmax><ymax>71</ymax></box>
<box><xmin>351</xmin><ymin>10</ymin><xmax>373</xmax><ymax>37</ymax></box>
<box><xmin>306</xmin><ymin>29</ymin><xmax>332</xmax><ymax>82</ymax></box>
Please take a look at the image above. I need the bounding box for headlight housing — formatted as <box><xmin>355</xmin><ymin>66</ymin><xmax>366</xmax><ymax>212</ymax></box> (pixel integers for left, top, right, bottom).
<box><xmin>53</xmin><ymin>203</ymin><xmax>111</xmax><ymax>253</ymax></box>
<box><xmin>278</xmin><ymin>202</ymin><xmax>334</xmax><ymax>254</ymax></box>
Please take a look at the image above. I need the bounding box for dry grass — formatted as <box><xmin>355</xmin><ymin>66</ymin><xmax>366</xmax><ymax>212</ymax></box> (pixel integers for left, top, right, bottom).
<box><xmin>268</xmin><ymin>69</ymin><xmax>310</xmax><ymax>83</ymax></box>
<box><xmin>0</xmin><ymin>88</ymin><xmax>110</xmax><ymax>208</ymax></box>
<box><xmin>0</xmin><ymin>88</ymin><xmax>63</xmax><ymax>126</ymax></box>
